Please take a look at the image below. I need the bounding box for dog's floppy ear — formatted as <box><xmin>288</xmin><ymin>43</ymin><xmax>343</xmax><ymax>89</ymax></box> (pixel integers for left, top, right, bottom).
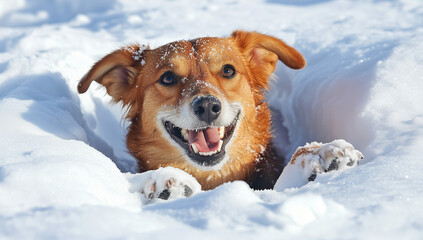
<box><xmin>230</xmin><ymin>31</ymin><xmax>305</xmax><ymax>90</ymax></box>
<box><xmin>78</xmin><ymin>45</ymin><xmax>145</xmax><ymax>103</ymax></box>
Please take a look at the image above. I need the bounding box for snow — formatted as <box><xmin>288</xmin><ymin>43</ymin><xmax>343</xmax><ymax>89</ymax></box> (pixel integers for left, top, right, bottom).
<box><xmin>1</xmin><ymin>0</ymin><xmax>423</xmax><ymax>239</ymax></box>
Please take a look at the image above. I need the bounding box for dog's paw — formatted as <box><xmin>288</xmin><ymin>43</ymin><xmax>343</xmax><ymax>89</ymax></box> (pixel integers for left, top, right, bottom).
<box><xmin>274</xmin><ymin>139</ymin><xmax>363</xmax><ymax>190</ymax></box>
<box><xmin>317</xmin><ymin>139</ymin><xmax>363</xmax><ymax>173</ymax></box>
<box><xmin>294</xmin><ymin>139</ymin><xmax>363</xmax><ymax>181</ymax></box>
<box><xmin>131</xmin><ymin>167</ymin><xmax>201</xmax><ymax>201</ymax></box>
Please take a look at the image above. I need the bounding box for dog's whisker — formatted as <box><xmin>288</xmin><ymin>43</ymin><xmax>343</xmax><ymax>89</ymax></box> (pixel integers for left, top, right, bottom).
<box><xmin>169</xmin><ymin>154</ymin><xmax>185</xmax><ymax>161</ymax></box>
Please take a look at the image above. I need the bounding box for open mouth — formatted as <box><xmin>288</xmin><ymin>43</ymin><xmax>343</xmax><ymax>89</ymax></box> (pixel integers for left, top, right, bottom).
<box><xmin>163</xmin><ymin>114</ymin><xmax>239</xmax><ymax>167</ymax></box>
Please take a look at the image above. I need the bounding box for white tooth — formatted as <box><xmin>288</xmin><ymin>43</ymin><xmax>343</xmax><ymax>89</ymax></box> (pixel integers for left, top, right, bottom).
<box><xmin>197</xmin><ymin>144</ymin><xmax>225</xmax><ymax>156</ymax></box>
<box><xmin>191</xmin><ymin>144</ymin><xmax>199</xmax><ymax>154</ymax></box>
<box><xmin>199</xmin><ymin>151</ymin><xmax>214</xmax><ymax>156</ymax></box>
<box><xmin>181</xmin><ymin>128</ymin><xmax>189</xmax><ymax>141</ymax></box>
<box><xmin>218</xmin><ymin>140</ymin><xmax>223</xmax><ymax>152</ymax></box>
<box><xmin>219</xmin><ymin>127</ymin><xmax>225</xmax><ymax>139</ymax></box>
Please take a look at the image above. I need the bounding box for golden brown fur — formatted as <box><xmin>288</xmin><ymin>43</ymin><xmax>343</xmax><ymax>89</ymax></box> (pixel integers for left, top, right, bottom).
<box><xmin>78</xmin><ymin>31</ymin><xmax>305</xmax><ymax>190</ymax></box>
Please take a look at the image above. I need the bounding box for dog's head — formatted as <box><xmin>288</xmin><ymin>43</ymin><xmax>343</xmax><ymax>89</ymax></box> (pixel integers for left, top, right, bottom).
<box><xmin>78</xmin><ymin>31</ymin><xmax>305</xmax><ymax>189</ymax></box>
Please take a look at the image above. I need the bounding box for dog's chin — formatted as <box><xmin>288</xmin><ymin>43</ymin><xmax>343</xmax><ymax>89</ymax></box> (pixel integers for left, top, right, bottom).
<box><xmin>163</xmin><ymin>113</ymin><xmax>240</xmax><ymax>169</ymax></box>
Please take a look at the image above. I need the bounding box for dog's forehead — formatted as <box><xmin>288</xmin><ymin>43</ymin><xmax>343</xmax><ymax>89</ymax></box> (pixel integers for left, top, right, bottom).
<box><xmin>190</xmin><ymin>37</ymin><xmax>235</xmax><ymax>58</ymax></box>
<box><xmin>157</xmin><ymin>37</ymin><xmax>237</xmax><ymax>64</ymax></box>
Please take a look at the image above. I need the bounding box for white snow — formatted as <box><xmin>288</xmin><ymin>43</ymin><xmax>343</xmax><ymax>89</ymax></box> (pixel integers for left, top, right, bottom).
<box><xmin>1</xmin><ymin>0</ymin><xmax>423</xmax><ymax>239</ymax></box>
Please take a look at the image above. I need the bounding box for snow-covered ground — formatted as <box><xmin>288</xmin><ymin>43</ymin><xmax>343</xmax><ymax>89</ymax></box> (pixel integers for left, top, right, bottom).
<box><xmin>1</xmin><ymin>0</ymin><xmax>423</xmax><ymax>239</ymax></box>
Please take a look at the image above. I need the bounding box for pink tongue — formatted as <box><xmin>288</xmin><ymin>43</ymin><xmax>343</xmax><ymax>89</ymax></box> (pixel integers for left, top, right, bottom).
<box><xmin>188</xmin><ymin>127</ymin><xmax>220</xmax><ymax>152</ymax></box>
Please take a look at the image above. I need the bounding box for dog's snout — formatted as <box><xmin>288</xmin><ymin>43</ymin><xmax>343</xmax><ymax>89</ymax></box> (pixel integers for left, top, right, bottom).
<box><xmin>191</xmin><ymin>95</ymin><xmax>221</xmax><ymax>124</ymax></box>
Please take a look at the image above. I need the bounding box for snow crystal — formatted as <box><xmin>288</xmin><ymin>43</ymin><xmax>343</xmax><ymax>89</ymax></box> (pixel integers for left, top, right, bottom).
<box><xmin>132</xmin><ymin>45</ymin><xmax>148</xmax><ymax>63</ymax></box>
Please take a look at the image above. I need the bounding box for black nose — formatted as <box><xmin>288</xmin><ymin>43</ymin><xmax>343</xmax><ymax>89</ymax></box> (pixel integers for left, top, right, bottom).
<box><xmin>191</xmin><ymin>95</ymin><xmax>222</xmax><ymax>124</ymax></box>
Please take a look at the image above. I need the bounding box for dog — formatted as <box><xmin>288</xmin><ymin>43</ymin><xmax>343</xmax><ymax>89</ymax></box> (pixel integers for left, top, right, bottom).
<box><xmin>78</xmin><ymin>31</ymin><xmax>363</xmax><ymax>200</ymax></box>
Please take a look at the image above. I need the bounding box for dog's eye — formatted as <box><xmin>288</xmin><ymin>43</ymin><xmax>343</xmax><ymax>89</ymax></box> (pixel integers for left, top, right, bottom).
<box><xmin>222</xmin><ymin>64</ymin><xmax>236</xmax><ymax>79</ymax></box>
<box><xmin>159</xmin><ymin>71</ymin><xmax>178</xmax><ymax>86</ymax></box>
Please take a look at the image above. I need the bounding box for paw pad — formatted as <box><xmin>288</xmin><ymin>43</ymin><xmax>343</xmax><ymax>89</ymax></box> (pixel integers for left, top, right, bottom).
<box><xmin>158</xmin><ymin>189</ymin><xmax>171</xmax><ymax>200</ymax></box>
<box><xmin>326</xmin><ymin>158</ymin><xmax>339</xmax><ymax>172</ymax></box>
